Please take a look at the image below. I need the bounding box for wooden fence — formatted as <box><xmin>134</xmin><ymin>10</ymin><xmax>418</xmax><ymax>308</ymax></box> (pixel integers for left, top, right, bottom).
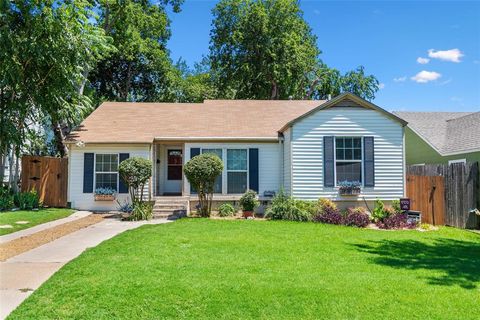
<box><xmin>21</xmin><ymin>156</ymin><xmax>68</xmax><ymax>208</ymax></box>
<box><xmin>406</xmin><ymin>162</ymin><xmax>479</xmax><ymax>229</ymax></box>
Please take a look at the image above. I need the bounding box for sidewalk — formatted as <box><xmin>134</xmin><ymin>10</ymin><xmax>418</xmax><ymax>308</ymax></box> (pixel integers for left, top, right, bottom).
<box><xmin>0</xmin><ymin>211</ymin><xmax>91</xmax><ymax>244</ymax></box>
<box><xmin>0</xmin><ymin>217</ymin><xmax>172</xmax><ymax>319</ymax></box>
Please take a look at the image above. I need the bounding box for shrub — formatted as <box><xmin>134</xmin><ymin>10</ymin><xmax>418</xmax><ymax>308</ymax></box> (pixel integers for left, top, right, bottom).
<box><xmin>344</xmin><ymin>207</ymin><xmax>370</xmax><ymax>228</ymax></box>
<box><xmin>184</xmin><ymin>153</ymin><xmax>223</xmax><ymax>217</ymax></box>
<box><xmin>376</xmin><ymin>213</ymin><xmax>417</xmax><ymax>230</ymax></box>
<box><xmin>392</xmin><ymin>199</ymin><xmax>402</xmax><ymax>214</ymax></box>
<box><xmin>14</xmin><ymin>189</ymin><xmax>40</xmax><ymax>210</ymax></box>
<box><xmin>239</xmin><ymin>189</ymin><xmax>260</xmax><ymax>212</ymax></box>
<box><xmin>371</xmin><ymin>199</ymin><xmax>392</xmax><ymax>222</ymax></box>
<box><xmin>313</xmin><ymin>206</ymin><xmax>344</xmax><ymax>225</ymax></box>
<box><xmin>128</xmin><ymin>202</ymin><xmax>153</xmax><ymax>221</ymax></box>
<box><xmin>0</xmin><ymin>186</ymin><xmax>14</xmax><ymax>211</ymax></box>
<box><xmin>294</xmin><ymin>200</ymin><xmax>317</xmax><ymax>217</ymax></box>
<box><xmin>316</xmin><ymin>198</ymin><xmax>337</xmax><ymax>214</ymax></box>
<box><xmin>218</xmin><ymin>203</ymin><xmax>236</xmax><ymax>217</ymax></box>
<box><xmin>265</xmin><ymin>190</ymin><xmax>311</xmax><ymax>222</ymax></box>
<box><xmin>119</xmin><ymin>157</ymin><xmax>152</xmax><ymax>205</ymax></box>
<box><xmin>116</xmin><ymin>199</ymin><xmax>133</xmax><ymax>213</ymax></box>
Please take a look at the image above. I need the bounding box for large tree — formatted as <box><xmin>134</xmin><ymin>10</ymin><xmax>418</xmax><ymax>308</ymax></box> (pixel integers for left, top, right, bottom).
<box><xmin>209</xmin><ymin>0</ymin><xmax>379</xmax><ymax>100</ymax></box>
<box><xmin>89</xmin><ymin>0</ymin><xmax>183</xmax><ymax>102</ymax></box>
<box><xmin>0</xmin><ymin>0</ymin><xmax>113</xmax><ymax>183</ymax></box>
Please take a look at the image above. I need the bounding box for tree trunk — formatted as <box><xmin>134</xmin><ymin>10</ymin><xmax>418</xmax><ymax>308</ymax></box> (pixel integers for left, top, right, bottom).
<box><xmin>0</xmin><ymin>148</ymin><xmax>5</xmax><ymax>186</ymax></box>
<box><xmin>53</xmin><ymin>122</ymin><xmax>68</xmax><ymax>157</ymax></box>
<box><xmin>270</xmin><ymin>80</ymin><xmax>279</xmax><ymax>100</ymax></box>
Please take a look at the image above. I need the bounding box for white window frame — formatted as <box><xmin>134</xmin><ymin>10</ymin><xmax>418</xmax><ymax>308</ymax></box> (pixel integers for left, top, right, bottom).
<box><xmin>201</xmin><ymin>148</ymin><xmax>224</xmax><ymax>194</ymax></box>
<box><xmin>448</xmin><ymin>159</ymin><xmax>466</xmax><ymax>165</ymax></box>
<box><xmin>333</xmin><ymin>136</ymin><xmax>364</xmax><ymax>187</ymax></box>
<box><xmin>226</xmin><ymin>148</ymin><xmax>249</xmax><ymax>194</ymax></box>
<box><xmin>94</xmin><ymin>153</ymin><xmax>119</xmax><ymax>192</ymax></box>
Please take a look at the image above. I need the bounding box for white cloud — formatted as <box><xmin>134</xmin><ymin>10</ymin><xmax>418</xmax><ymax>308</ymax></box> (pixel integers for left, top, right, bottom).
<box><xmin>439</xmin><ymin>79</ymin><xmax>452</xmax><ymax>86</ymax></box>
<box><xmin>393</xmin><ymin>76</ymin><xmax>407</xmax><ymax>82</ymax></box>
<box><xmin>416</xmin><ymin>57</ymin><xmax>430</xmax><ymax>64</ymax></box>
<box><xmin>378</xmin><ymin>83</ymin><xmax>385</xmax><ymax>89</ymax></box>
<box><xmin>428</xmin><ymin>49</ymin><xmax>464</xmax><ymax>63</ymax></box>
<box><xmin>411</xmin><ymin>71</ymin><xmax>442</xmax><ymax>83</ymax></box>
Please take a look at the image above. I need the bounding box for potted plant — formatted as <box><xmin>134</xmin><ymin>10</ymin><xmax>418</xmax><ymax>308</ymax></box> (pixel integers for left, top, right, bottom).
<box><xmin>94</xmin><ymin>187</ymin><xmax>116</xmax><ymax>201</ymax></box>
<box><xmin>338</xmin><ymin>181</ymin><xmax>361</xmax><ymax>196</ymax></box>
<box><xmin>239</xmin><ymin>189</ymin><xmax>260</xmax><ymax>218</ymax></box>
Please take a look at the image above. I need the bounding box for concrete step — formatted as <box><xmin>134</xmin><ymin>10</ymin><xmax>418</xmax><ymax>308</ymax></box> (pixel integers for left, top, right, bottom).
<box><xmin>153</xmin><ymin>210</ymin><xmax>186</xmax><ymax>220</ymax></box>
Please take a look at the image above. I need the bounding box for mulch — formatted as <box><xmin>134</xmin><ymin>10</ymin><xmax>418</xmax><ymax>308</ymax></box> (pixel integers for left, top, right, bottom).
<box><xmin>0</xmin><ymin>214</ymin><xmax>109</xmax><ymax>261</ymax></box>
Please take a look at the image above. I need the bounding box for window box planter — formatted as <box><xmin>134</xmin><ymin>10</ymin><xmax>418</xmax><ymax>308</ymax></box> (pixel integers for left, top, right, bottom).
<box><xmin>94</xmin><ymin>194</ymin><xmax>116</xmax><ymax>201</ymax></box>
<box><xmin>338</xmin><ymin>188</ymin><xmax>361</xmax><ymax>196</ymax></box>
<box><xmin>338</xmin><ymin>181</ymin><xmax>361</xmax><ymax>196</ymax></box>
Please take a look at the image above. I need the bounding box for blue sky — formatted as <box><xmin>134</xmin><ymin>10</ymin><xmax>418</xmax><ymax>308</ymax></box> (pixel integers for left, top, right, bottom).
<box><xmin>166</xmin><ymin>0</ymin><xmax>480</xmax><ymax>112</ymax></box>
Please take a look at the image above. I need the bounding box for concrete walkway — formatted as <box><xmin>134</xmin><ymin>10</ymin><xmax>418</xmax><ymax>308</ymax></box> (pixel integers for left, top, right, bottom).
<box><xmin>0</xmin><ymin>217</ymin><xmax>172</xmax><ymax>319</ymax></box>
<box><xmin>0</xmin><ymin>211</ymin><xmax>92</xmax><ymax>244</ymax></box>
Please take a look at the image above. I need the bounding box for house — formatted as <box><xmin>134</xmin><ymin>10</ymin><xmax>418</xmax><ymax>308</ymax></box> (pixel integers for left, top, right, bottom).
<box><xmin>65</xmin><ymin>93</ymin><xmax>407</xmax><ymax>212</ymax></box>
<box><xmin>393</xmin><ymin>111</ymin><xmax>480</xmax><ymax>165</ymax></box>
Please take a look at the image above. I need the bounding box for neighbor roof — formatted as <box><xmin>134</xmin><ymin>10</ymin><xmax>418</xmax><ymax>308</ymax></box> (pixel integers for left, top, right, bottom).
<box><xmin>393</xmin><ymin>111</ymin><xmax>480</xmax><ymax>155</ymax></box>
<box><xmin>66</xmin><ymin>100</ymin><xmax>325</xmax><ymax>144</ymax></box>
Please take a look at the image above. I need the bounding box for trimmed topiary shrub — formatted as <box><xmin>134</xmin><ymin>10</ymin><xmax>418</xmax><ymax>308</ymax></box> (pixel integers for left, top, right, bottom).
<box><xmin>119</xmin><ymin>157</ymin><xmax>152</xmax><ymax>204</ymax></box>
<box><xmin>184</xmin><ymin>153</ymin><xmax>223</xmax><ymax>217</ymax></box>
<box><xmin>218</xmin><ymin>203</ymin><xmax>236</xmax><ymax>217</ymax></box>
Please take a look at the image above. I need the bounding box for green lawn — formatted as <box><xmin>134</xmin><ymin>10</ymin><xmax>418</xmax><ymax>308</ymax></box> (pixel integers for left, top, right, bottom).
<box><xmin>0</xmin><ymin>208</ymin><xmax>75</xmax><ymax>236</ymax></box>
<box><xmin>8</xmin><ymin>219</ymin><xmax>480</xmax><ymax>319</ymax></box>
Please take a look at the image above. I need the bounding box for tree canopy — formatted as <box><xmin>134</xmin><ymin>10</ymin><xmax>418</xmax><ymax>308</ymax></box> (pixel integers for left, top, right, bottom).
<box><xmin>208</xmin><ymin>0</ymin><xmax>379</xmax><ymax>100</ymax></box>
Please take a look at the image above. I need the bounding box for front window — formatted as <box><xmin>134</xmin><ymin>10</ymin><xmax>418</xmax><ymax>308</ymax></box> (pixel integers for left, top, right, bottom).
<box><xmin>335</xmin><ymin>137</ymin><xmax>362</xmax><ymax>184</ymax></box>
<box><xmin>95</xmin><ymin>154</ymin><xmax>118</xmax><ymax>190</ymax></box>
<box><xmin>202</xmin><ymin>149</ymin><xmax>223</xmax><ymax>193</ymax></box>
<box><xmin>227</xmin><ymin>149</ymin><xmax>247</xmax><ymax>194</ymax></box>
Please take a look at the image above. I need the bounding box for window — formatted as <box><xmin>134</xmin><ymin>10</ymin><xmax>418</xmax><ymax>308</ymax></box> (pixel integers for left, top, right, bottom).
<box><xmin>448</xmin><ymin>159</ymin><xmax>466</xmax><ymax>165</ymax></box>
<box><xmin>202</xmin><ymin>149</ymin><xmax>223</xmax><ymax>193</ymax></box>
<box><xmin>227</xmin><ymin>149</ymin><xmax>247</xmax><ymax>194</ymax></box>
<box><xmin>95</xmin><ymin>154</ymin><xmax>118</xmax><ymax>190</ymax></box>
<box><xmin>335</xmin><ymin>137</ymin><xmax>362</xmax><ymax>184</ymax></box>
<box><xmin>167</xmin><ymin>150</ymin><xmax>182</xmax><ymax>180</ymax></box>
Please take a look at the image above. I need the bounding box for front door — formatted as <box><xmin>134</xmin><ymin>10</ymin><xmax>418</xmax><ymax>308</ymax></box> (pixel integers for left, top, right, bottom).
<box><xmin>164</xmin><ymin>148</ymin><xmax>183</xmax><ymax>195</ymax></box>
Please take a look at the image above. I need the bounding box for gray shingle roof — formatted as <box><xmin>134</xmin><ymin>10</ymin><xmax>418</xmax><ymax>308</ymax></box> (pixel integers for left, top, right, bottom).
<box><xmin>393</xmin><ymin>111</ymin><xmax>480</xmax><ymax>155</ymax></box>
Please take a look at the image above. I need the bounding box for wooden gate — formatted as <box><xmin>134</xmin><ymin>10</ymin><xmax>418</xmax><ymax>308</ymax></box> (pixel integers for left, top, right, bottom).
<box><xmin>406</xmin><ymin>175</ymin><xmax>445</xmax><ymax>225</ymax></box>
<box><xmin>21</xmin><ymin>156</ymin><xmax>68</xmax><ymax>208</ymax></box>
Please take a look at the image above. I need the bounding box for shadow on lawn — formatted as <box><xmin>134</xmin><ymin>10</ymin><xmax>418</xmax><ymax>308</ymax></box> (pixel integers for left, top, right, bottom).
<box><xmin>353</xmin><ymin>238</ymin><xmax>480</xmax><ymax>289</ymax></box>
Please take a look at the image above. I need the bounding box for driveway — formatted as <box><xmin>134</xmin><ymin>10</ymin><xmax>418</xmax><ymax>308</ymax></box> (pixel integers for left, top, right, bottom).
<box><xmin>0</xmin><ymin>216</ymin><xmax>171</xmax><ymax>319</ymax></box>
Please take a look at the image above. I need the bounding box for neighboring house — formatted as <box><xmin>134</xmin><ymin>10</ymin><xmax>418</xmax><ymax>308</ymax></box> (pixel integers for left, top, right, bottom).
<box><xmin>393</xmin><ymin>111</ymin><xmax>480</xmax><ymax>165</ymax></box>
<box><xmin>65</xmin><ymin>93</ymin><xmax>407</xmax><ymax>211</ymax></box>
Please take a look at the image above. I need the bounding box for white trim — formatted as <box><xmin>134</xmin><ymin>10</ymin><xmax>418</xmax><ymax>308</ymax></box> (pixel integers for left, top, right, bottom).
<box><xmin>94</xmin><ymin>153</ymin><xmax>119</xmax><ymax>192</ymax></box>
<box><xmin>448</xmin><ymin>158</ymin><xmax>467</xmax><ymax>165</ymax></box>
<box><xmin>154</xmin><ymin>137</ymin><xmax>278</xmax><ymax>142</ymax></box>
<box><xmin>333</xmin><ymin>136</ymin><xmax>363</xmax><ymax>187</ymax></box>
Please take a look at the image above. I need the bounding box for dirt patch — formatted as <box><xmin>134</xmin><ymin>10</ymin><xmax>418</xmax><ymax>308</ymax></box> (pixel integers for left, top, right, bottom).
<box><xmin>0</xmin><ymin>214</ymin><xmax>108</xmax><ymax>261</ymax></box>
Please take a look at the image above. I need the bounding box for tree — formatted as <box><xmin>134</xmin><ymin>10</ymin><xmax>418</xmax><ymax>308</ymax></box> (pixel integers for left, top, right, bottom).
<box><xmin>0</xmin><ymin>0</ymin><xmax>113</xmax><ymax>185</ymax></box>
<box><xmin>208</xmin><ymin>0</ymin><xmax>379</xmax><ymax>101</ymax></box>
<box><xmin>118</xmin><ymin>157</ymin><xmax>152</xmax><ymax>204</ymax></box>
<box><xmin>209</xmin><ymin>0</ymin><xmax>319</xmax><ymax>99</ymax></box>
<box><xmin>89</xmin><ymin>0</ymin><xmax>183</xmax><ymax>102</ymax></box>
<box><xmin>184</xmin><ymin>153</ymin><xmax>223</xmax><ymax>217</ymax></box>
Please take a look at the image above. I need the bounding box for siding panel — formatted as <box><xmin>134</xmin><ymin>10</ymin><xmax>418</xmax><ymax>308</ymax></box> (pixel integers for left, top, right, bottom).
<box><xmin>291</xmin><ymin>108</ymin><xmax>404</xmax><ymax>200</ymax></box>
<box><xmin>69</xmin><ymin>144</ymin><xmax>151</xmax><ymax>211</ymax></box>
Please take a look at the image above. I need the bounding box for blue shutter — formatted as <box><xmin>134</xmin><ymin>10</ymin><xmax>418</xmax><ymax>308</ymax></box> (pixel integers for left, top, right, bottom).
<box><xmin>190</xmin><ymin>148</ymin><xmax>201</xmax><ymax>193</ymax></box>
<box><xmin>118</xmin><ymin>153</ymin><xmax>129</xmax><ymax>193</ymax></box>
<box><xmin>83</xmin><ymin>153</ymin><xmax>94</xmax><ymax>193</ymax></box>
<box><xmin>323</xmin><ymin>136</ymin><xmax>335</xmax><ymax>187</ymax></box>
<box><xmin>363</xmin><ymin>136</ymin><xmax>375</xmax><ymax>187</ymax></box>
<box><xmin>249</xmin><ymin>148</ymin><xmax>259</xmax><ymax>192</ymax></box>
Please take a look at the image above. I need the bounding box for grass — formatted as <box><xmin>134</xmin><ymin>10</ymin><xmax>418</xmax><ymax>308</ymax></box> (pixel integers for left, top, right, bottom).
<box><xmin>0</xmin><ymin>208</ymin><xmax>75</xmax><ymax>236</ymax></box>
<box><xmin>9</xmin><ymin>219</ymin><xmax>480</xmax><ymax>319</ymax></box>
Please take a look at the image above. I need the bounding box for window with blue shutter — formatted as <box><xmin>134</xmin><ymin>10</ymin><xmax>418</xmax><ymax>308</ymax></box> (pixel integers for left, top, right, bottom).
<box><xmin>83</xmin><ymin>153</ymin><xmax>94</xmax><ymax>193</ymax></box>
<box><xmin>323</xmin><ymin>136</ymin><xmax>335</xmax><ymax>187</ymax></box>
<box><xmin>363</xmin><ymin>136</ymin><xmax>375</xmax><ymax>187</ymax></box>
<box><xmin>118</xmin><ymin>153</ymin><xmax>129</xmax><ymax>193</ymax></box>
<box><xmin>249</xmin><ymin>148</ymin><xmax>259</xmax><ymax>192</ymax></box>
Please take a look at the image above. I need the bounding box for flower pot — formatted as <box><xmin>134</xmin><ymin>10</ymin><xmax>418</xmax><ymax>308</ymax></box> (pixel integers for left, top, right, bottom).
<box><xmin>339</xmin><ymin>188</ymin><xmax>361</xmax><ymax>196</ymax></box>
<box><xmin>243</xmin><ymin>210</ymin><xmax>254</xmax><ymax>218</ymax></box>
<box><xmin>94</xmin><ymin>194</ymin><xmax>115</xmax><ymax>201</ymax></box>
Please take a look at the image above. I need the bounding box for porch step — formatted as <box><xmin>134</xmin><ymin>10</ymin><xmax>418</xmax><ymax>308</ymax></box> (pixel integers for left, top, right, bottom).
<box><xmin>152</xmin><ymin>197</ymin><xmax>189</xmax><ymax>220</ymax></box>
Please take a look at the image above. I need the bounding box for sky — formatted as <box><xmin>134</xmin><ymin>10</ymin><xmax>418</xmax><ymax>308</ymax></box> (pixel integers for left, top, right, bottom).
<box><xmin>166</xmin><ymin>0</ymin><xmax>480</xmax><ymax>112</ymax></box>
